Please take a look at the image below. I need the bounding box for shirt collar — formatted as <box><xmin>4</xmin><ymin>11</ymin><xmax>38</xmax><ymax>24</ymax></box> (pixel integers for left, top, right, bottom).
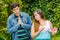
<box><xmin>13</xmin><ymin>12</ymin><xmax>23</xmax><ymax>18</ymax></box>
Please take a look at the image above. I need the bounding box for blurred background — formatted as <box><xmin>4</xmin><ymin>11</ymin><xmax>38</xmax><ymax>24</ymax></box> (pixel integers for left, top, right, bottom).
<box><xmin>0</xmin><ymin>0</ymin><xmax>60</xmax><ymax>40</ymax></box>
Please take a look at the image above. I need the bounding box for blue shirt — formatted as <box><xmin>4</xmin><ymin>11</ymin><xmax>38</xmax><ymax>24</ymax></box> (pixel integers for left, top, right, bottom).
<box><xmin>36</xmin><ymin>20</ymin><xmax>50</xmax><ymax>40</ymax></box>
<box><xmin>7</xmin><ymin>12</ymin><xmax>32</xmax><ymax>40</ymax></box>
<box><xmin>36</xmin><ymin>31</ymin><xmax>50</xmax><ymax>40</ymax></box>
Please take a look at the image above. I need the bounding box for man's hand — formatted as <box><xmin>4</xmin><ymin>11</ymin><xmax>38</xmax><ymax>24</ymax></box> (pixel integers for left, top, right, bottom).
<box><xmin>18</xmin><ymin>17</ymin><xmax>22</xmax><ymax>25</ymax></box>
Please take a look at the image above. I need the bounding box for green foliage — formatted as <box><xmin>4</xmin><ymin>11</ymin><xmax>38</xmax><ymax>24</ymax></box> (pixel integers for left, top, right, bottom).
<box><xmin>0</xmin><ymin>0</ymin><xmax>60</xmax><ymax>40</ymax></box>
<box><xmin>0</xmin><ymin>0</ymin><xmax>22</xmax><ymax>40</ymax></box>
<box><xmin>21</xmin><ymin>0</ymin><xmax>60</xmax><ymax>28</ymax></box>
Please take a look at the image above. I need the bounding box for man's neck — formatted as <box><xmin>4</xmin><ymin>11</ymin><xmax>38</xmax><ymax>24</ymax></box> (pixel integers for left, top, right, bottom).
<box><xmin>15</xmin><ymin>13</ymin><xmax>20</xmax><ymax>17</ymax></box>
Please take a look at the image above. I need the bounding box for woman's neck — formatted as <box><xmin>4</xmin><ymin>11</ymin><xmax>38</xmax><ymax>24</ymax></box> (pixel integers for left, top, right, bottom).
<box><xmin>39</xmin><ymin>19</ymin><xmax>46</xmax><ymax>26</ymax></box>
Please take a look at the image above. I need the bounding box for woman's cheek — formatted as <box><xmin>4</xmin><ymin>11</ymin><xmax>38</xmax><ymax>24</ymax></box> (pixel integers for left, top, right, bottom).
<box><xmin>36</xmin><ymin>18</ymin><xmax>39</xmax><ymax>21</ymax></box>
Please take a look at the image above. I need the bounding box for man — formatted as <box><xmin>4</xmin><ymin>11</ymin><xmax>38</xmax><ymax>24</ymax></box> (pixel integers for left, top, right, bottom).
<box><xmin>7</xmin><ymin>2</ymin><xmax>32</xmax><ymax>40</ymax></box>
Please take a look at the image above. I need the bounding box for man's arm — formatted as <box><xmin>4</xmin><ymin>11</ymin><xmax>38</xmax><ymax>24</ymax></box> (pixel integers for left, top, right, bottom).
<box><xmin>21</xmin><ymin>14</ymin><xmax>32</xmax><ymax>30</ymax></box>
<box><xmin>7</xmin><ymin>18</ymin><xmax>20</xmax><ymax>33</ymax></box>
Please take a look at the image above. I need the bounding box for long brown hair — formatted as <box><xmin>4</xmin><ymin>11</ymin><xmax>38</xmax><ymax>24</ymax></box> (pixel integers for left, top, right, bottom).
<box><xmin>33</xmin><ymin>9</ymin><xmax>45</xmax><ymax>32</ymax></box>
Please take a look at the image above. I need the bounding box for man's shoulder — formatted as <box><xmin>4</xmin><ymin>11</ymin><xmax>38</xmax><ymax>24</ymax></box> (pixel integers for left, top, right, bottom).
<box><xmin>8</xmin><ymin>14</ymin><xmax>14</xmax><ymax>20</ymax></box>
<box><xmin>21</xmin><ymin>12</ymin><xmax>29</xmax><ymax>17</ymax></box>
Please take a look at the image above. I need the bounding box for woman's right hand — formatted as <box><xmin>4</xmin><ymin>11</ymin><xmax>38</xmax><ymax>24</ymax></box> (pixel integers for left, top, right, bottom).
<box><xmin>39</xmin><ymin>26</ymin><xmax>44</xmax><ymax>32</ymax></box>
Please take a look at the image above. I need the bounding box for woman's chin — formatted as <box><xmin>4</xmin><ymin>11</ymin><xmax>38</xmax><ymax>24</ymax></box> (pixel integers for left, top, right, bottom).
<box><xmin>36</xmin><ymin>19</ymin><xmax>39</xmax><ymax>21</ymax></box>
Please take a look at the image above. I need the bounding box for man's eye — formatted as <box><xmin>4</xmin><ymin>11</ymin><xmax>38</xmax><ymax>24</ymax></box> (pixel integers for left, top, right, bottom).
<box><xmin>35</xmin><ymin>15</ymin><xmax>37</xmax><ymax>16</ymax></box>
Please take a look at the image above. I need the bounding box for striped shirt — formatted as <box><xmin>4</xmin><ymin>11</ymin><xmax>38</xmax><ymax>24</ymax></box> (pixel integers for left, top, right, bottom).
<box><xmin>17</xmin><ymin>26</ymin><xmax>29</xmax><ymax>40</ymax></box>
<box><xmin>15</xmin><ymin>15</ymin><xmax>29</xmax><ymax>40</ymax></box>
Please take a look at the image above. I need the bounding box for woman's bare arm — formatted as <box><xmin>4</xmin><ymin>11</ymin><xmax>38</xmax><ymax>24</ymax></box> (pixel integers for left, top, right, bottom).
<box><xmin>31</xmin><ymin>23</ymin><xmax>40</xmax><ymax>38</ymax></box>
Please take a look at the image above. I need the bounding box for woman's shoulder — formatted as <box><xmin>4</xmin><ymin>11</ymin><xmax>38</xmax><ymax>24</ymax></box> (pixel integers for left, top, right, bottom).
<box><xmin>46</xmin><ymin>20</ymin><xmax>52</xmax><ymax>26</ymax></box>
<box><xmin>46</xmin><ymin>20</ymin><xmax>51</xmax><ymax>23</ymax></box>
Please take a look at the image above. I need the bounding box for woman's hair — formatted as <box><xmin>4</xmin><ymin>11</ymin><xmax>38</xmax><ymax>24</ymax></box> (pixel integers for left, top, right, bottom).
<box><xmin>33</xmin><ymin>9</ymin><xmax>45</xmax><ymax>32</ymax></box>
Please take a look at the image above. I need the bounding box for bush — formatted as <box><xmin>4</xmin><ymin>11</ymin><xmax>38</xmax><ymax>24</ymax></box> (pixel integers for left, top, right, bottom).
<box><xmin>0</xmin><ymin>0</ymin><xmax>60</xmax><ymax>40</ymax></box>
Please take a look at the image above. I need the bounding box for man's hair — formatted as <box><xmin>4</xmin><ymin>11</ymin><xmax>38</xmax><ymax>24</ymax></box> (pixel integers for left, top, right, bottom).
<box><xmin>10</xmin><ymin>2</ymin><xmax>19</xmax><ymax>10</ymax></box>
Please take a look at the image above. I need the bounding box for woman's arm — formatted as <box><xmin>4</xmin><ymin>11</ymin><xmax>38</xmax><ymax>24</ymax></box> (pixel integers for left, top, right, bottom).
<box><xmin>31</xmin><ymin>23</ymin><xmax>40</xmax><ymax>38</ymax></box>
<box><xmin>49</xmin><ymin>21</ymin><xmax>57</xmax><ymax>35</ymax></box>
<box><xmin>31</xmin><ymin>23</ymin><xmax>44</xmax><ymax>38</ymax></box>
<box><xmin>49</xmin><ymin>21</ymin><xmax>53</xmax><ymax>28</ymax></box>
<box><xmin>49</xmin><ymin>21</ymin><xmax>53</xmax><ymax>33</ymax></box>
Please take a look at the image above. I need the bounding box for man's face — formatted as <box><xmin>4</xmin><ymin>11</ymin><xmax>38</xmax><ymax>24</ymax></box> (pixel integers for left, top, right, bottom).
<box><xmin>12</xmin><ymin>6</ymin><xmax>20</xmax><ymax>16</ymax></box>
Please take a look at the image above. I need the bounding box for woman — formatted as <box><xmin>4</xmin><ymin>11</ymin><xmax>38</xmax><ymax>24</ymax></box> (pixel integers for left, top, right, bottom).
<box><xmin>31</xmin><ymin>9</ymin><xmax>57</xmax><ymax>40</ymax></box>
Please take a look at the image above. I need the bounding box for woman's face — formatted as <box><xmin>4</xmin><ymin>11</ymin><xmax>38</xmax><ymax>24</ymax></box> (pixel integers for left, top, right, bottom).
<box><xmin>34</xmin><ymin>12</ymin><xmax>41</xmax><ymax>21</ymax></box>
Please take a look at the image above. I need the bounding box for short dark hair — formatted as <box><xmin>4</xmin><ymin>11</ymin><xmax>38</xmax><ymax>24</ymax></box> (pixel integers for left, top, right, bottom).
<box><xmin>10</xmin><ymin>2</ymin><xmax>19</xmax><ymax>10</ymax></box>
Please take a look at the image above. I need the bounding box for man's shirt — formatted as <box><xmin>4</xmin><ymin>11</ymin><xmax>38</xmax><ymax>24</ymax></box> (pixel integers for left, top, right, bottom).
<box><xmin>7</xmin><ymin>12</ymin><xmax>32</xmax><ymax>40</ymax></box>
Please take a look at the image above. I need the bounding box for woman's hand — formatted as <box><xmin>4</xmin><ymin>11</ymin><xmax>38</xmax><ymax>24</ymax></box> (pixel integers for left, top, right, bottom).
<box><xmin>49</xmin><ymin>27</ymin><xmax>57</xmax><ymax>35</ymax></box>
<box><xmin>39</xmin><ymin>26</ymin><xmax>44</xmax><ymax>32</ymax></box>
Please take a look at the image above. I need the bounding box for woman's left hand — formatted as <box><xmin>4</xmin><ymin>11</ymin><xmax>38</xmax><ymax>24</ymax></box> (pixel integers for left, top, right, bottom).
<box><xmin>49</xmin><ymin>27</ymin><xmax>57</xmax><ymax>35</ymax></box>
